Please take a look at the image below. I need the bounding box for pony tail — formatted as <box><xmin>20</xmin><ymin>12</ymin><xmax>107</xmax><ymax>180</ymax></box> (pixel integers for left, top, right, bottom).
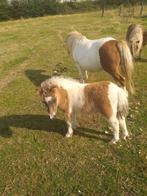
<box><xmin>117</xmin><ymin>87</ymin><xmax>129</xmax><ymax>118</ymax></box>
<box><xmin>117</xmin><ymin>40</ymin><xmax>135</xmax><ymax>94</ymax></box>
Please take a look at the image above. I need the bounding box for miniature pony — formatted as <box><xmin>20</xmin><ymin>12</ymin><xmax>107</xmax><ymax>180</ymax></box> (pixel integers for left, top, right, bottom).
<box><xmin>126</xmin><ymin>24</ymin><xmax>143</xmax><ymax>58</ymax></box>
<box><xmin>65</xmin><ymin>31</ymin><xmax>134</xmax><ymax>94</ymax></box>
<box><xmin>40</xmin><ymin>76</ymin><xmax>129</xmax><ymax>144</ymax></box>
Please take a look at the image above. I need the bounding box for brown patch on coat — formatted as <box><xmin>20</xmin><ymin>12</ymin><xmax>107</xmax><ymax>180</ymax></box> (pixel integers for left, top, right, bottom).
<box><xmin>99</xmin><ymin>40</ymin><xmax>120</xmax><ymax>73</ymax></box>
<box><xmin>51</xmin><ymin>86</ymin><xmax>70</xmax><ymax>122</ymax></box>
<box><xmin>55</xmin><ymin>86</ymin><xmax>69</xmax><ymax>114</ymax></box>
<box><xmin>83</xmin><ymin>81</ymin><xmax>112</xmax><ymax>119</ymax></box>
<box><xmin>99</xmin><ymin>40</ymin><xmax>125</xmax><ymax>87</ymax></box>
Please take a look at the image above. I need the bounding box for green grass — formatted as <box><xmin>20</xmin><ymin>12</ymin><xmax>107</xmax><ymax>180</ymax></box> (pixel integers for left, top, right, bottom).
<box><xmin>0</xmin><ymin>8</ymin><xmax>147</xmax><ymax>195</ymax></box>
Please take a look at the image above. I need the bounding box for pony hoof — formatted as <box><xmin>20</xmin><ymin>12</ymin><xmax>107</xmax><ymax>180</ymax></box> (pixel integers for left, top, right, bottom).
<box><xmin>66</xmin><ymin>133</ymin><xmax>73</xmax><ymax>138</ymax></box>
<box><xmin>109</xmin><ymin>139</ymin><xmax>118</xmax><ymax>145</ymax></box>
<box><xmin>123</xmin><ymin>135</ymin><xmax>130</xmax><ymax>140</ymax></box>
<box><xmin>73</xmin><ymin>125</ymin><xmax>77</xmax><ymax>129</ymax></box>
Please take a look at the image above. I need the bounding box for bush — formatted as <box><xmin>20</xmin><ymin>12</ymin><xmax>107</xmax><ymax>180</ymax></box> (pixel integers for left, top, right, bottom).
<box><xmin>0</xmin><ymin>0</ymin><xmax>146</xmax><ymax>21</ymax></box>
<box><xmin>0</xmin><ymin>0</ymin><xmax>10</xmax><ymax>21</ymax></box>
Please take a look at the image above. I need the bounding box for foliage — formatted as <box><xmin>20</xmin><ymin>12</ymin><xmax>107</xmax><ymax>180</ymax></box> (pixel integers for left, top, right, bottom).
<box><xmin>0</xmin><ymin>0</ymin><xmax>146</xmax><ymax>21</ymax></box>
<box><xmin>0</xmin><ymin>0</ymin><xmax>10</xmax><ymax>21</ymax></box>
<box><xmin>0</xmin><ymin>0</ymin><xmax>100</xmax><ymax>21</ymax></box>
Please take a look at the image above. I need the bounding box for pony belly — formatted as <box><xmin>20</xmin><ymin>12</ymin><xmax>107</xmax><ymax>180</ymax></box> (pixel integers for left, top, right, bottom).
<box><xmin>80</xmin><ymin>62</ymin><xmax>102</xmax><ymax>71</ymax></box>
<box><xmin>75</xmin><ymin>54</ymin><xmax>102</xmax><ymax>71</ymax></box>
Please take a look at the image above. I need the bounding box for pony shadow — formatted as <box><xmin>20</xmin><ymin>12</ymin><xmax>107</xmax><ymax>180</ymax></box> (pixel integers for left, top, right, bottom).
<box><xmin>0</xmin><ymin>114</ymin><xmax>111</xmax><ymax>142</ymax></box>
<box><xmin>135</xmin><ymin>58</ymin><xmax>147</xmax><ymax>63</ymax></box>
<box><xmin>25</xmin><ymin>69</ymin><xmax>50</xmax><ymax>87</ymax></box>
<box><xmin>75</xmin><ymin>127</ymin><xmax>111</xmax><ymax>143</ymax></box>
<box><xmin>0</xmin><ymin>114</ymin><xmax>66</xmax><ymax>138</ymax></box>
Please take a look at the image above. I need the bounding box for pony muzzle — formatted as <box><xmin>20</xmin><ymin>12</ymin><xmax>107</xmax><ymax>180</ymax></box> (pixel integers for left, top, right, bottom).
<box><xmin>49</xmin><ymin>113</ymin><xmax>55</xmax><ymax>119</ymax></box>
<box><xmin>48</xmin><ymin>112</ymin><xmax>56</xmax><ymax>119</ymax></box>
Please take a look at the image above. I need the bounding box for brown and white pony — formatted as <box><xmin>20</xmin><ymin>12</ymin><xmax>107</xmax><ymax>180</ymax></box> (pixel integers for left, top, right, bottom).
<box><xmin>40</xmin><ymin>76</ymin><xmax>130</xmax><ymax>144</ymax></box>
<box><xmin>126</xmin><ymin>24</ymin><xmax>143</xmax><ymax>59</ymax></box>
<box><xmin>65</xmin><ymin>31</ymin><xmax>134</xmax><ymax>94</ymax></box>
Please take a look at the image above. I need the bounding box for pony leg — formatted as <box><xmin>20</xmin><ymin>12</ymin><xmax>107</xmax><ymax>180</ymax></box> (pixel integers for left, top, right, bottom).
<box><xmin>109</xmin><ymin>116</ymin><xmax>120</xmax><ymax>144</ymax></box>
<box><xmin>72</xmin><ymin>112</ymin><xmax>77</xmax><ymax>129</ymax></box>
<box><xmin>118</xmin><ymin>116</ymin><xmax>129</xmax><ymax>140</ymax></box>
<box><xmin>65</xmin><ymin>113</ymin><xmax>73</xmax><ymax>138</ymax></box>
<box><xmin>85</xmin><ymin>70</ymin><xmax>88</xmax><ymax>80</ymax></box>
<box><xmin>76</xmin><ymin>64</ymin><xmax>86</xmax><ymax>83</ymax></box>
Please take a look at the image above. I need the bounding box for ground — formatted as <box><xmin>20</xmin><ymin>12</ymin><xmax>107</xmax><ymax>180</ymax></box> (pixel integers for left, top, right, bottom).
<box><xmin>0</xmin><ymin>8</ymin><xmax>147</xmax><ymax>195</ymax></box>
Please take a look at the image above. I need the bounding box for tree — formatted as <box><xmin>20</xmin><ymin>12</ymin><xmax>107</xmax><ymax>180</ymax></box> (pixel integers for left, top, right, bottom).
<box><xmin>140</xmin><ymin>0</ymin><xmax>144</xmax><ymax>16</ymax></box>
<box><xmin>0</xmin><ymin>0</ymin><xmax>10</xmax><ymax>21</ymax></box>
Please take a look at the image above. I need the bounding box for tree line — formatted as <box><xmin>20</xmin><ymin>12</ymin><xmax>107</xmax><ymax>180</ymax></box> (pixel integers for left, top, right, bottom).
<box><xmin>0</xmin><ymin>0</ymin><xmax>146</xmax><ymax>21</ymax></box>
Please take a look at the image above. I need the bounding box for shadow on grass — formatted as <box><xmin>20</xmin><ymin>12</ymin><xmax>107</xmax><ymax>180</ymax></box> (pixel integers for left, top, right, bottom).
<box><xmin>0</xmin><ymin>114</ymin><xmax>66</xmax><ymax>138</ymax></box>
<box><xmin>135</xmin><ymin>57</ymin><xmax>147</xmax><ymax>62</ymax></box>
<box><xmin>25</xmin><ymin>69</ymin><xmax>50</xmax><ymax>87</ymax></box>
<box><xmin>75</xmin><ymin>127</ymin><xmax>111</xmax><ymax>142</ymax></box>
<box><xmin>0</xmin><ymin>114</ymin><xmax>111</xmax><ymax>142</ymax></box>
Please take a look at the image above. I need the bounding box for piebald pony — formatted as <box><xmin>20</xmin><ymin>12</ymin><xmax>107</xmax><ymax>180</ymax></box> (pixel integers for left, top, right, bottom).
<box><xmin>65</xmin><ymin>31</ymin><xmax>134</xmax><ymax>94</ymax></box>
<box><xmin>40</xmin><ymin>76</ymin><xmax>129</xmax><ymax>144</ymax></box>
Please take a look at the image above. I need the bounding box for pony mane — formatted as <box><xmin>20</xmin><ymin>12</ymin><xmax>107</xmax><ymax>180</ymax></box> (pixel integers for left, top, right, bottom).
<box><xmin>41</xmin><ymin>76</ymin><xmax>81</xmax><ymax>90</ymax></box>
<box><xmin>65</xmin><ymin>31</ymin><xmax>84</xmax><ymax>54</ymax></box>
<box><xmin>68</xmin><ymin>31</ymin><xmax>83</xmax><ymax>39</ymax></box>
<box><xmin>127</xmin><ymin>24</ymin><xmax>143</xmax><ymax>41</ymax></box>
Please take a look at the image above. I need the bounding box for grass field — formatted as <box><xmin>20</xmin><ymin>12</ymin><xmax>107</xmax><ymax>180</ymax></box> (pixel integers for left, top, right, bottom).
<box><xmin>0</xmin><ymin>8</ymin><xmax>147</xmax><ymax>195</ymax></box>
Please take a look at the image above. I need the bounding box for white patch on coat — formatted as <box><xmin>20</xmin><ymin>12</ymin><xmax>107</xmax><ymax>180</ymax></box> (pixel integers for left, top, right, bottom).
<box><xmin>72</xmin><ymin>36</ymin><xmax>115</xmax><ymax>71</ymax></box>
<box><xmin>45</xmin><ymin>96</ymin><xmax>52</xmax><ymax>102</ymax></box>
<box><xmin>108</xmin><ymin>83</ymin><xmax>128</xmax><ymax>117</ymax></box>
<box><xmin>49</xmin><ymin>113</ymin><xmax>55</xmax><ymax>119</ymax></box>
<box><xmin>108</xmin><ymin>83</ymin><xmax>129</xmax><ymax>143</ymax></box>
<box><xmin>107</xmin><ymin>83</ymin><xmax>118</xmax><ymax>117</ymax></box>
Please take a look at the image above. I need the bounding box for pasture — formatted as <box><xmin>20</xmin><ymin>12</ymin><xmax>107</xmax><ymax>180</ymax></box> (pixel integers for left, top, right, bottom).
<box><xmin>0</xmin><ymin>9</ymin><xmax>147</xmax><ymax>195</ymax></box>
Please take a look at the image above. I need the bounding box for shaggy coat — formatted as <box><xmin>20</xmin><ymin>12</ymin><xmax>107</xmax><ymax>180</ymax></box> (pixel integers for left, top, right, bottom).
<box><xmin>65</xmin><ymin>31</ymin><xmax>134</xmax><ymax>94</ymax></box>
<box><xmin>126</xmin><ymin>24</ymin><xmax>143</xmax><ymax>58</ymax></box>
<box><xmin>40</xmin><ymin>76</ymin><xmax>129</xmax><ymax>144</ymax></box>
